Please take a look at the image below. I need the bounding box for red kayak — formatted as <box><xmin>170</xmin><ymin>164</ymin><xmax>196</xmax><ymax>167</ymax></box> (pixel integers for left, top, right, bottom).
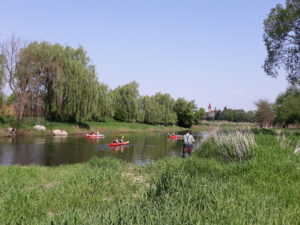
<box><xmin>169</xmin><ymin>135</ymin><xmax>182</xmax><ymax>139</ymax></box>
<box><xmin>85</xmin><ymin>134</ymin><xmax>105</xmax><ymax>138</ymax></box>
<box><xmin>108</xmin><ymin>141</ymin><xmax>129</xmax><ymax>146</ymax></box>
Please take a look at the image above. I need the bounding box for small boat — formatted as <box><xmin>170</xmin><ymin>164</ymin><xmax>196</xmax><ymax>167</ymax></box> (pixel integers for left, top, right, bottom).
<box><xmin>85</xmin><ymin>134</ymin><xmax>105</xmax><ymax>138</ymax></box>
<box><xmin>108</xmin><ymin>141</ymin><xmax>129</xmax><ymax>146</ymax></box>
<box><xmin>169</xmin><ymin>135</ymin><xmax>182</xmax><ymax>139</ymax></box>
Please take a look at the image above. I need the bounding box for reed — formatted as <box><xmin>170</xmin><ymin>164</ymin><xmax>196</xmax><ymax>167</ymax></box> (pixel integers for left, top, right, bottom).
<box><xmin>199</xmin><ymin>128</ymin><xmax>256</xmax><ymax>162</ymax></box>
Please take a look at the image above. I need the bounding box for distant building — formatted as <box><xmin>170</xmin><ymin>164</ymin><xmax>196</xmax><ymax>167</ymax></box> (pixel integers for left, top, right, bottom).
<box><xmin>206</xmin><ymin>103</ymin><xmax>217</xmax><ymax>120</ymax></box>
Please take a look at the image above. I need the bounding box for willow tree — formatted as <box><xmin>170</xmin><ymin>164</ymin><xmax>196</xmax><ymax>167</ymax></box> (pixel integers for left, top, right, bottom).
<box><xmin>92</xmin><ymin>83</ymin><xmax>114</xmax><ymax>121</ymax></box>
<box><xmin>17</xmin><ymin>42</ymin><xmax>101</xmax><ymax>122</ymax></box>
<box><xmin>153</xmin><ymin>92</ymin><xmax>177</xmax><ymax>125</ymax></box>
<box><xmin>60</xmin><ymin>46</ymin><xmax>99</xmax><ymax>122</ymax></box>
<box><xmin>140</xmin><ymin>96</ymin><xmax>162</xmax><ymax>124</ymax></box>
<box><xmin>112</xmin><ymin>82</ymin><xmax>139</xmax><ymax>122</ymax></box>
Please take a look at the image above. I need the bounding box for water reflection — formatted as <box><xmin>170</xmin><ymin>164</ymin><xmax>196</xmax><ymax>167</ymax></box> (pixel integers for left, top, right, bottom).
<box><xmin>108</xmin><ymin>145</ymin><xmax>130</xmax><ymax>153</ymax></box>
<box><xmin>0</xmin><ymin>131</ymin><xmax>206</xmax><ymax>166</ymax></box>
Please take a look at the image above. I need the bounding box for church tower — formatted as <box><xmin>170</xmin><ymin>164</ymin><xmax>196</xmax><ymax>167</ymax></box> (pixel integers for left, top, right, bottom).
<box><xmin>208</xmin><ymin>103</ymin><xmax>212</xmax><ymax>113</ymax></box>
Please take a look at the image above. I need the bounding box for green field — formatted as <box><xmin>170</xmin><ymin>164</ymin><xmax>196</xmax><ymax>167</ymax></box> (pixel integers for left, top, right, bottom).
<box><xmin>1</xmin><ymin>129</ymin><xmax>300</xmax><ymax>224</ymax></box>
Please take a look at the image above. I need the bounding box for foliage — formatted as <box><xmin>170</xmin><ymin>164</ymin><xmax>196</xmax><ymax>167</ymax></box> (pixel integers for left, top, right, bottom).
<box><xmin>0</xmin><ymin>35</ymin><xmax>27</xmax><ymax>121</ymax></box>
<box><xmin>213</xmin><ymin>107</ymin><xmax>256</xmax><ymax>122</ymax></box>
<box><xmin>205</xmin><ymin>128</ymin><xmax>256</xmax><ymax>162</ymax></box>
<box><xmin>5</xmin><ymin>93</ymin><xmax>15</xmax><ymax>105</ymax></box>
<box><xmin>18</xmin><ymin>42</ymin><xmax>100</xmax><ymax>122</ymax></box>
<box><xmin>263</xmin><ymin>0</ymin><xmax>300</xmax><ymax>85</ymax></box>
<box><xmin>153</xmin><ymin>93</ymin><xmax>177</xmax><ymax>125</ymax></box>
<box><xmin>274</xmin><ymin>87</ymin><xmax>300</xmax><ymax>126</ymax></box>
<box><xmin>111</xmin><ymin>82</ymin><xmax>139</xmax><ymax>122</ymax></box>
<box><xmin>193</xmin><ymin>107</ymin><xmax>206</xmax><ymax>124</ymax></box>
<box><xmin>92</xmin><ymin>83</ymin><xmax>114</xmax><ymax>122</ymax></box>
<box><xmin>255</xmin><ymin>99</ymin><xmax>275</xmax><ymax>128</ymax></box>
<box><xmin>173</xmin><ymin>98</ymin><xmax>197</xmax><ymax>128</ymax></box>
<box><xmin>139</xmin><ymin>93</ymin><xmax>177</xmax><ymax>125</ymax></box>
<box><xmin>1</xmin><ymin>36</ymin><xmax>207</xmax><ymax>127</ymax></box>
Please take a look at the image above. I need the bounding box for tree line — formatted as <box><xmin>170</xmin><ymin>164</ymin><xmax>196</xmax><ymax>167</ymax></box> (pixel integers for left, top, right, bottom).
<box><xmin>0</xmin><ymin>36</ymin><xmax>206</xmax><ymax>128</ymax></box>
<box><xmin>213</xmin><ymin>108</ymin><xmax>256</xmax><ymax>123</ymax></box>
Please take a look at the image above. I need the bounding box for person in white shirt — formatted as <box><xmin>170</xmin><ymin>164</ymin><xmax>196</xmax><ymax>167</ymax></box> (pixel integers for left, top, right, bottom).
<box><xmin>182</xmin><ymin>131</ymin><xmax>195</xmax><ymax>157</ymax></box>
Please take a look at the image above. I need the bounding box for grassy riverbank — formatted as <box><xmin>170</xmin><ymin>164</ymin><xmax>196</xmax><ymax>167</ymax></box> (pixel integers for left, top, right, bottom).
<box><xmin>0</xmin><ymin>120</ymin><xmax>187</xmax><ymax>137</ymax></box>
<box><xmin>0</xmin><ymin>119</ymin><xmax>246</xmax><ymax>137</ymax></box>
<box><xmin>1</xmin><ymin>130</ymin><xmax>300</xmax><ymax>224</ymax></box>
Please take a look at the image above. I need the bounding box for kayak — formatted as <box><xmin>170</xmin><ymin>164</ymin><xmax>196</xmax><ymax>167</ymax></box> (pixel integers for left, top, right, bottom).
<box><xmin>85</xmin><ymin>134</ymin><xmax>105</xmax><ymax>138</ymax></box>
<box><xmin>108</xmin><ymin>141</ymin><xmax>129</xmax><ymax>146</ymax></box>
<box><xmin>169</xmin><ymin>135</ymin><xmax>182</xmax><ymax>139</ymax></box>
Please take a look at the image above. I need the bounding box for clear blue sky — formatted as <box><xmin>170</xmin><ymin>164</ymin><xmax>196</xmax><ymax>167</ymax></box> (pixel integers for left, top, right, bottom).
<box><xmin>0</xmin><ymin>0</ymin><xmax>288</xmax><ymax>111</ymax></box>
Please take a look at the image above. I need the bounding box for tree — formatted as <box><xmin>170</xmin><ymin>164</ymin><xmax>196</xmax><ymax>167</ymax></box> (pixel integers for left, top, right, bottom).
<box><xmin>138</xmin><ymin>94</ymin><xmax>177</xmax><ymax>126</ymax></box>
<box><xmin>220</xmin><ymin>107</ymin><xmax>255</xmax><ymax>122</ymax></box>
<box><xmin>153</xmin><ymin>93</ymin><xmax>177</xmax><ymax>125</ymax></box>
<box><xmin>255</xmin><ymin>99</ymin><xmax>275</xmax><ymax>128</ymax></box>
<box><xmin>194</xmin><ymin>108</ymin><xmax>206</xmax><ymax>124</ymax></box>
<box><xmin>246</xmin><ymin>111</ymin><xmax>257</xmax><ymax>123</ymax></box>
<box><xmin>274</xmin><ymin>87</ymin><xmax>300</xmax><ymax>126</ymax></box>
<box><xmin>0</xmin><ymin>54</ymin><xmax>4</xmax><ymax>92</ymax></box>
<box><xmin>112</xmin><ymin>82</ymin><xmax>139</xmax><ymax>122</ymax></box>
<box><xmin>263</xmin><ymin>0</ymin><xmax>300</xmax><ymax>85</ymax></box>
<box><xmin>0</xmin><ymin>35</ymin><xmax>28</xmax><ymax>121</ymax></box>
<box><xmin>0</xmin><ymin>54</ymin><xmax>5</xmax><ymax>106</ymax></box>
<box><xmin>15</xmin><ymin>42</ymin><xmax>103</xmax><ymax>122</ymax></box>
<box><xmin>174</xmin><ymin>98</ymin><xmax>196</xmax><ymax>128</ymax></box>
<box><xmin>214</xmin><ymin>110</ymin><xmax>222</xmax><ymax>120</ymax></box>
<box><xmin>140</xmin><ymin>96</ymin><xmax>161</xmax><ymax>125</ymax></box>
<box><xmin>92</xmin><ymin>83</ymin><xmax>114</xmax><ymax>121</ymax></box>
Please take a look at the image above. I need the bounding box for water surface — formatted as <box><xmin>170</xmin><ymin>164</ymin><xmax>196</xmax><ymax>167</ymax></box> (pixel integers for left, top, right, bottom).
<box><xmin>0</xmin><ymin>131</ymin><xmax>208</xmax><ymax>166</ymax></box>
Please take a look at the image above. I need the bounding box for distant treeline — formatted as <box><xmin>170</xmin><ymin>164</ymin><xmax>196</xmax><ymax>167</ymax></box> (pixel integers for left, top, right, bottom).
<box><xmin>0</xmin><ymin>37</ymin><xmax>209</xmax><ymax>127</ymax></box>
<box><xmin>212</xmin><ymin>108</ymin><xmax>256</xmax><ymax>123</ymax></box>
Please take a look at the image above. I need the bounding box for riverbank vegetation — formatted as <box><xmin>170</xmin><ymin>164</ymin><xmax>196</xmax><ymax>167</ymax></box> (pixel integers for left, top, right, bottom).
<box><xmin>0</xmin><ymin>38</ymin><xmax>205</xmax><ymax>128</ymax></box>
<box><xmin>0</xmin><ymin>37</ymin><xmax>259</xmax><ymax>131</ymax></box>
<box><xmin>0</xmin><ymin>119</ymin><xmax>187</xmax><ymax>136</ymax></box>
<box><xmin>2</xmin><ymin>33</ymin><xmax>299</xmax><ymax>131</ymax></box>
<box><xmin>1</xmin><ymin>128</ymin><xmax>300</xmax><ymax>224</ymax></box>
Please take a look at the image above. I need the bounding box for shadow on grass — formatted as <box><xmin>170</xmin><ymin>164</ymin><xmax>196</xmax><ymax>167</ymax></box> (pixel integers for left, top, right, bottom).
<box><xmin>76</xmin><ymin>122</ymin><xmax>90</xmax><ymax>130</ymax></box>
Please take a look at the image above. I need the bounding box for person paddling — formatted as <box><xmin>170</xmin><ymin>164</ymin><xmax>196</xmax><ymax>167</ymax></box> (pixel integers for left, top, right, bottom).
<box><xmin>182</xmin><ymin>131</ymin><xmax>195</xmax><ymax>158</ymax></box>
<box><xmin>113</xmin><ymin>137</ymin><xmax>119</xmax><ymax>143</ymax></box>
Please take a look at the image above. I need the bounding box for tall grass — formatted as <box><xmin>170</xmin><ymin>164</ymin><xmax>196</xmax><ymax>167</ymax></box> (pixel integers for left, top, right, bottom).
<box><xmin>1</xmin><ymin>131</ymin><xmax>300</xmax><ymax>224</ymax></box>
<box><xmin>198</xmin><ymin>128</ymin><xmax>256</xmax><ymax>162</ymax></box>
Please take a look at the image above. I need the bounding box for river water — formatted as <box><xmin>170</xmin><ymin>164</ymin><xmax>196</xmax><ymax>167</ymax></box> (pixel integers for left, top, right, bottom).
<box><xmin>0</xmin><ymin>131</ymin><xmax>209</xmax><ymax>166</ymax></box>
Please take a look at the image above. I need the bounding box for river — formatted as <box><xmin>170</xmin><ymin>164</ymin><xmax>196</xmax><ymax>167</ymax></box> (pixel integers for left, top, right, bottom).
<box><xmin>0</xmin><ymin>131</ymin><xmax>209</xmax><ymax>166</ymax></box>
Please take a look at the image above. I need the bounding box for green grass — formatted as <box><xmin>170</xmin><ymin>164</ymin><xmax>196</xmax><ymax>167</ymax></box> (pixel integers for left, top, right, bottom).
<box><xmin>0</xmin><ymin>119</ymin><xmax>185</xmax><ymax>136</ymax></box>
<box><xmin>86</xmin><ymin>121</ymin><xmax>183</xmax><ymax>133</ymax></box>
<box><xmin>0</xmin><ymin>158</ymin><xmax>146</xmax><ymax>224</ymax></box>
<box><xmin>1</xmin><ymin>131</ymin><xmax>300</xmax><ymax>224</ymax></box>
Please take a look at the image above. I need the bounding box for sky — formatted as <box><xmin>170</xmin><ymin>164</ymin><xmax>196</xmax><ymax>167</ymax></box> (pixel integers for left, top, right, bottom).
<box><xmin>0</xmin><ymin>0</ymin><xmax>288</xmax><ymax>111</ymax></box>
